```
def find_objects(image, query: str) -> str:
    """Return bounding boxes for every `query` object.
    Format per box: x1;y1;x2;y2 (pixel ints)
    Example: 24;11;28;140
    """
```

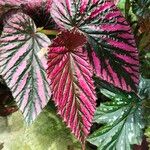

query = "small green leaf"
88;79;145;150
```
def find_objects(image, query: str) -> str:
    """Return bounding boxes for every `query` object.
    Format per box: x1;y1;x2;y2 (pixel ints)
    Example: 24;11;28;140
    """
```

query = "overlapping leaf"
0;12;51;123
0;0;23;32
51;0;139;92
47;30;96;144
87;79;145;150
22;0;55;29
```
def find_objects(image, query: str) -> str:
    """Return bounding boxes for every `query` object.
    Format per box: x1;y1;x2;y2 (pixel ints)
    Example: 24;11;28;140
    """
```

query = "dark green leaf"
131;0;150;18
88;79;145;150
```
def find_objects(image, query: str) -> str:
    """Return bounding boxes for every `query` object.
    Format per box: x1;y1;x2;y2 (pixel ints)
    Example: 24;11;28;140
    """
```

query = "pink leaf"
47;30;96;144
51;0;139;92
0;12;51;123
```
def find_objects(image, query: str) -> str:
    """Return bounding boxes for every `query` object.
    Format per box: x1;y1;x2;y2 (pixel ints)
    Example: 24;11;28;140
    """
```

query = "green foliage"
140;50;150;78
139;78;150;136
0;102;83;150
139;78;150;100
131;0;150;18
140;78;150;148
130;0;150;52
145;127;150;148
88;79;145;150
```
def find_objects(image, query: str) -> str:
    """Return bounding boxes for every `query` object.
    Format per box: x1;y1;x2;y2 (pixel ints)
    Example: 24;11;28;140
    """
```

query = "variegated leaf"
0;12;51;123
47;30;96;144
51;0;139;92
87;78;145;150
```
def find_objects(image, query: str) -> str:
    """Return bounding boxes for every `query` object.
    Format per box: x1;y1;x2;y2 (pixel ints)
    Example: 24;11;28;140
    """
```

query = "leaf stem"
82;141;86;150
37;27;59;36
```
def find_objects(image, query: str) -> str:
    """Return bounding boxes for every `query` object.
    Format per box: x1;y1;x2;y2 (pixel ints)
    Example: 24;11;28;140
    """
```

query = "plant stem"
125;0;130;19
82;142;86;150
37;27;59;36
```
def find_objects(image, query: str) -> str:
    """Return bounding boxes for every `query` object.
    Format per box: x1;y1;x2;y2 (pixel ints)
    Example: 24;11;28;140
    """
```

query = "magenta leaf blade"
47;31;96;143
0;12;51;123
51;0;139;92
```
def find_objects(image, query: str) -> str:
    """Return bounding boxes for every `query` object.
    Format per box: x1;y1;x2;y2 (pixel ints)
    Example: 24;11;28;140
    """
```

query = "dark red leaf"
47;30;96;144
